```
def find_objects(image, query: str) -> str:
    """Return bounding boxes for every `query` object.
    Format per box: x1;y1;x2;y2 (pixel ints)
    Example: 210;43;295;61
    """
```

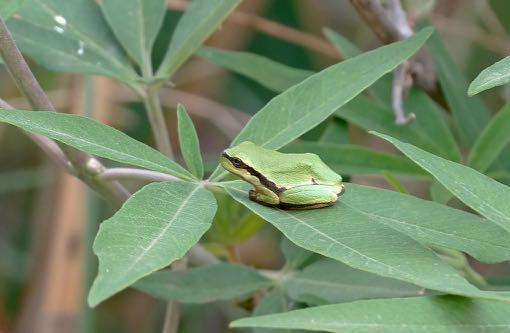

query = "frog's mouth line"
221;152;285;193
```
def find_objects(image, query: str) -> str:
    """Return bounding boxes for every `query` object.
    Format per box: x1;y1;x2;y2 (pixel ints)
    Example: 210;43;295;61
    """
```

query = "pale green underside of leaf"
468;103;510;172
177;105;204;179
0;109;193;179
232;296;510;332
8;0;138;84
156;0;242;79
210;27;434;180
282;142;428;177
468;56;510;96
374;132;510;234
88;182;217;306
285;259;422;305
196;47;313;93
100;0;166;67
134;263;271;303
223;182;508;301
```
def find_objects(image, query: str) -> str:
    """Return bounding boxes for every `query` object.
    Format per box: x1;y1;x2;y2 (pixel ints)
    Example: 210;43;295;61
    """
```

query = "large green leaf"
210;27;434;180
232;28;432;149
232;296;510;332
285;259;422;306
134;263;271;303
427;29;490;145
282;142;428;177
0;0;27;18
88;181;217;306
468;56;510;96
374;132;510;233
0;109;193;179
177;105;204;179
323;27;392;105
197;47;313;93
7;0;138;84
336;89;461;162
223;183;507;301
100;0;165;69
468;103;510;172
156;0;242;80
341;184;510;263
280;237;316;269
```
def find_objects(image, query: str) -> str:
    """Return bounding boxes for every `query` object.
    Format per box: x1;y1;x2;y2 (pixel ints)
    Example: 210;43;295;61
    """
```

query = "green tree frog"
220;141;344;209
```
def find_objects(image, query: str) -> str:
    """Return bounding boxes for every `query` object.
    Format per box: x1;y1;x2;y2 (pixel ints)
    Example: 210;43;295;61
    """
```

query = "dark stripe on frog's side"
222;153;286;193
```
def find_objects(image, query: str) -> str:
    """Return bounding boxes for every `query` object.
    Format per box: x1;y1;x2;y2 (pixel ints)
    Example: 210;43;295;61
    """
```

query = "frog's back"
262;151;342;188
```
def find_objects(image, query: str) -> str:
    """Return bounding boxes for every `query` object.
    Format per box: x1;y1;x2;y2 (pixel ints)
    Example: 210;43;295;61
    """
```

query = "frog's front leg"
249;185;280;206
279;184;343;209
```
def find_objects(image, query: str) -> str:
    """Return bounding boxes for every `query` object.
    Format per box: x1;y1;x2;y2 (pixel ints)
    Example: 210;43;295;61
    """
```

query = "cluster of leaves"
2;0;510;331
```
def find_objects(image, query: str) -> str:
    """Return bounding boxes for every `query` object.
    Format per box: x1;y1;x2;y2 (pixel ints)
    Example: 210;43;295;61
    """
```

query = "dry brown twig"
350;0;436;125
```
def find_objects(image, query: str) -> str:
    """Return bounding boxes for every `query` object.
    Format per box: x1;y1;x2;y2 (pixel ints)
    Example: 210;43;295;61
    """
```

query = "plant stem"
0;17;130;208
99;168;178;182
143;89;174;159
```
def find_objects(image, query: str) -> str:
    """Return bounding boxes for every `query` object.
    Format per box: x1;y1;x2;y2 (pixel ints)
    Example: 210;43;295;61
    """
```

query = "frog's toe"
337;185;345;197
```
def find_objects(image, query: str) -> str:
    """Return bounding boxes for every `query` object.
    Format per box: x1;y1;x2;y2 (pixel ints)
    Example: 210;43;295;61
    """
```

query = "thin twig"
0;98;70;170
166;0;339;59
392;61;415;125
0;17;129;207
350;0;436;124
99;168;179;182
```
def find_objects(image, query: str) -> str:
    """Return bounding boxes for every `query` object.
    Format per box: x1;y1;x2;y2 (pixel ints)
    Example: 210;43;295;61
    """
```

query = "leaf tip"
467;83;478;96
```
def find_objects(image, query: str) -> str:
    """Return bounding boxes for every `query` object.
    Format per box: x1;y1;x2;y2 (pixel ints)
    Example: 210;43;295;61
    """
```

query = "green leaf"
100;0;165;69
323;28;361;58
88;181;217;306
7;0;138;84
0;109;193;179
285;259;422;305
280;237;316;269
374;132;510;233
177;105;204;179
336;89;461;162
156;0;242;80
0;0;27;19
469;56;510;96
232;296;510;332
134;263;271;303
468;103;510;172
341;184;510;263
233;28;432;149
223;182;507;301
252;287;305;333
197;47;313;93
324;27;392;105
282;142;428;177
427;29;491;145
210;27;434;180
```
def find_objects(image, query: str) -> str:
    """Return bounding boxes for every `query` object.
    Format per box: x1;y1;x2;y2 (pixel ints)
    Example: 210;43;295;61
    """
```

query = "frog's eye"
232;158;243;168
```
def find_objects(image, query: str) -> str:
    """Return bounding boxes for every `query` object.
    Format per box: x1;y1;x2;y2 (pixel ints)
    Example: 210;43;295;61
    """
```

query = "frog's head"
220;141;258;180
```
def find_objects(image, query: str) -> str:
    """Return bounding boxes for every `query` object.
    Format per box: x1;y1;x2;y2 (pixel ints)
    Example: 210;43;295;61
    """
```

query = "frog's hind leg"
249;186;280;206
279;185;341;209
